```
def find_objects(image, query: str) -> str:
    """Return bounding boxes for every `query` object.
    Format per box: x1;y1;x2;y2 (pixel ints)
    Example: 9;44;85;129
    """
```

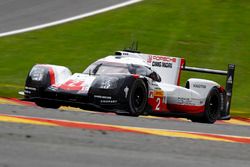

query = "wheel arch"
191;86;221;124
187;78;220;99
127;78;148;116
24;64;71;97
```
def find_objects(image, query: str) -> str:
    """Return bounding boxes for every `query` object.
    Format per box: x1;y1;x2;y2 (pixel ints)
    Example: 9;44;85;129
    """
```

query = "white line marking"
0;0;143;37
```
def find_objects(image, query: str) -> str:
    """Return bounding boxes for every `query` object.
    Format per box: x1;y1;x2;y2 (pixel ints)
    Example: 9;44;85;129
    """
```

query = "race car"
20;49;235;123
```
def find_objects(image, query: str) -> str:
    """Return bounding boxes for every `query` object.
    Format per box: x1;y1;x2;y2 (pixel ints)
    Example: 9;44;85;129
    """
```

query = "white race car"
21;49;235;123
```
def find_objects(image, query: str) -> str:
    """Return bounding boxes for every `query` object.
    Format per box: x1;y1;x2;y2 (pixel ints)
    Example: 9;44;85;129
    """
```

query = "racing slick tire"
192;87;221;124
127;79;148;116
35;100;61;109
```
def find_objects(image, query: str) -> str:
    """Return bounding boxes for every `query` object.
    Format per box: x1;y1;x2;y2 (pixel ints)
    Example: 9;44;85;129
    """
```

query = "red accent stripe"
188;132;250;144
168;104;205;113
10;115;148;135
132;74;140;79
233;117;250;123
48;68;55;85
177;58;185;86
2;114;250;144
9;98;36;106
2;98;35;106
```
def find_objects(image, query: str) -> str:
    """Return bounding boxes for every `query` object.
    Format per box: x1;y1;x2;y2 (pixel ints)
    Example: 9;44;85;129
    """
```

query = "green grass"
0;0;249;116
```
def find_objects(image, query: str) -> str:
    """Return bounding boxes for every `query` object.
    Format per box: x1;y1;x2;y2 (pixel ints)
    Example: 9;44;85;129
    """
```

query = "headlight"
93;76;118;89
30;67;45;81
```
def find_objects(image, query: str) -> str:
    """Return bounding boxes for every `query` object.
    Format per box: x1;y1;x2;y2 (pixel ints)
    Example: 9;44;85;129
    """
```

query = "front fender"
24;64;71;97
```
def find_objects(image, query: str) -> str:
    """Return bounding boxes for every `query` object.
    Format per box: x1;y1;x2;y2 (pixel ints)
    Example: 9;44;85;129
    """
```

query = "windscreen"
83;62;129;75
83;61;161;81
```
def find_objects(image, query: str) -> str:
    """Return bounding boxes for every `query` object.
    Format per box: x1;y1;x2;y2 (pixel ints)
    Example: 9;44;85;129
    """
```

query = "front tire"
127;79;148;116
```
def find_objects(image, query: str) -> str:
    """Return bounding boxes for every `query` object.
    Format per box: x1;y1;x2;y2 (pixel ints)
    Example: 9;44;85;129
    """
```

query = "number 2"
155;98;161;111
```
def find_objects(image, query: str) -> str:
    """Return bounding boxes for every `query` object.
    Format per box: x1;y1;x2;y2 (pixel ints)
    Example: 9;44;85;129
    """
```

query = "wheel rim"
207;95;219;120
133;87;145;109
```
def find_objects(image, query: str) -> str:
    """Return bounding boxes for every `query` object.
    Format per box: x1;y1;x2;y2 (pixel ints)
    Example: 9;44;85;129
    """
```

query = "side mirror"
148;71;161;82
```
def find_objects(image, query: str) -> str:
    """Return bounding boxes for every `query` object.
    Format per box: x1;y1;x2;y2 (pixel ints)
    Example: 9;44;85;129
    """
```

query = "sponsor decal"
152;61;161;67
147;55;153;63
148;96;168;112
152;55;176;62
94;95;117;104
152;61;173;68
152;83;159;86
227;76;233;84
193;84;206;89
100;79;112;89
60;80;85;91
148;90;154;98
124;86;129;98
122;52;129;55
100;100;118;104
162;62;173;68
154;90;164;97
177;97;193;105
147;55;176;64
148;89;167;112
94;95;112;99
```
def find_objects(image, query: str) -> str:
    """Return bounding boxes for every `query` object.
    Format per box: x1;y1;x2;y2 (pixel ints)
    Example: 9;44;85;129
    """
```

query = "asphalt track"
0;0;141;36
1;1;250;166
0;99;250;167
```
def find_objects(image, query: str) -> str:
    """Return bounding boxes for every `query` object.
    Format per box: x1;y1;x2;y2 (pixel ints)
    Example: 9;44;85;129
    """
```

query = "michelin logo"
193;84;206;89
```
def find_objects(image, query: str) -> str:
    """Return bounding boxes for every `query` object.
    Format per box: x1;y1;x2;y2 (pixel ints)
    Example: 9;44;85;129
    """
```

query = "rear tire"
127;79;148;116
35;100;61;109
191;87;221;124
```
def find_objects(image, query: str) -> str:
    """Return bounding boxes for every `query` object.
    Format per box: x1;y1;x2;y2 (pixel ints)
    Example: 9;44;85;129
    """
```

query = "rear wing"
182;64;235;120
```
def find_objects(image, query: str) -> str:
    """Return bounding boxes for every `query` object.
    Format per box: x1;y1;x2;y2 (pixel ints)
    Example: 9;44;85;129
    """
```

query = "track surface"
0;99;250;167
0;0;135;34
1;1;250;166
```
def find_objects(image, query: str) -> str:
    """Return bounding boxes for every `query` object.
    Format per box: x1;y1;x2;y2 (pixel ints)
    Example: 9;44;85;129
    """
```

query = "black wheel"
35;100;61;109
127;79;148;116
192;87;221;124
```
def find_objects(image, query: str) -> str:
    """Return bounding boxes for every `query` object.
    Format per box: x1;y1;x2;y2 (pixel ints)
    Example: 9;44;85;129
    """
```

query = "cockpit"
83;61;161;82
